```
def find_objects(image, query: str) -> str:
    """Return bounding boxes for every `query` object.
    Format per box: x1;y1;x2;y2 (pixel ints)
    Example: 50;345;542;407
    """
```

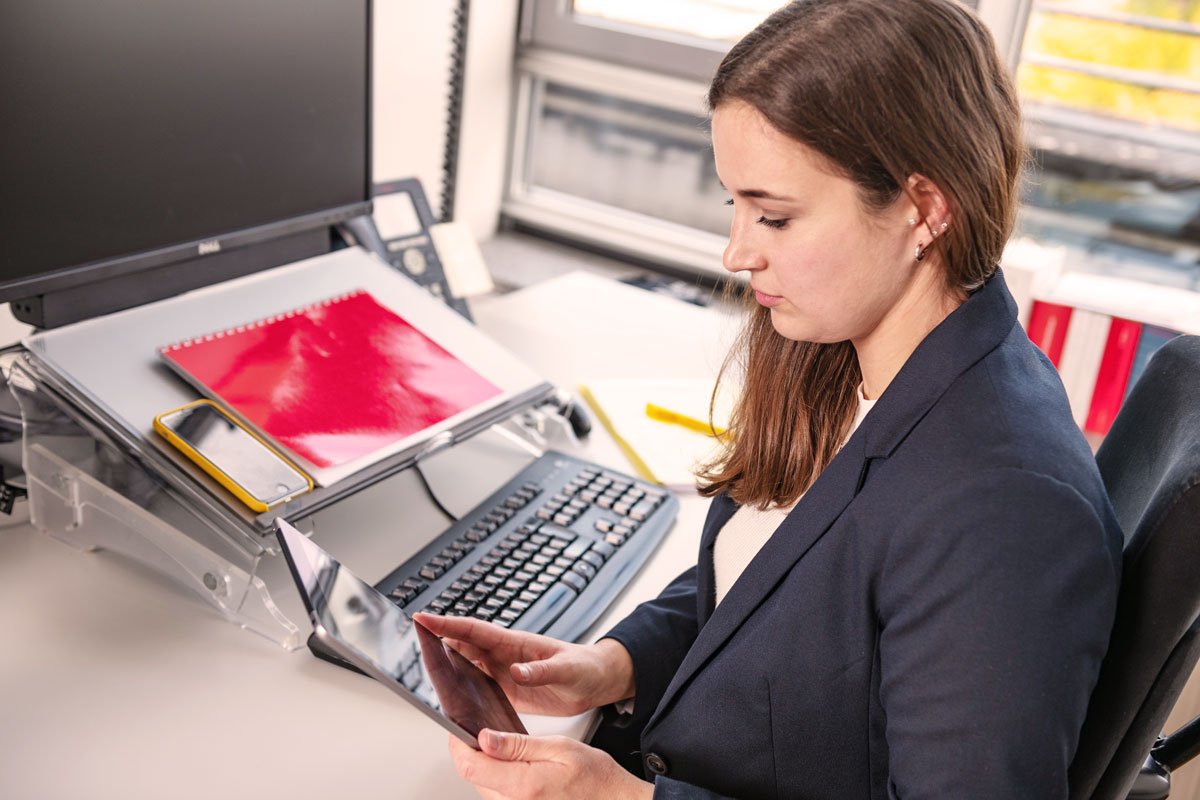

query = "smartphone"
275;519;527;747
153;400;313;512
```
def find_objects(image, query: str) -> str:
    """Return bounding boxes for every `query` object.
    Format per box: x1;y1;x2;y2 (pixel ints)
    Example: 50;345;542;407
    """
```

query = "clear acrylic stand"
7;355;577;649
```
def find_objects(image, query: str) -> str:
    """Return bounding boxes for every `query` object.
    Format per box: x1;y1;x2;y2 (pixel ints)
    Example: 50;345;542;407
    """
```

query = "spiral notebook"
159;289;502;486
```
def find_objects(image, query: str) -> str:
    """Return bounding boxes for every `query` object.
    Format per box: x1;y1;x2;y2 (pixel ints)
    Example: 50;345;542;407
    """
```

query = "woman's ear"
904;172;953;239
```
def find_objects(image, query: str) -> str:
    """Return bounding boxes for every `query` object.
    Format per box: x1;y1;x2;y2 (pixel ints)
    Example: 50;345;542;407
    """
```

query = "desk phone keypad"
374;452;678;642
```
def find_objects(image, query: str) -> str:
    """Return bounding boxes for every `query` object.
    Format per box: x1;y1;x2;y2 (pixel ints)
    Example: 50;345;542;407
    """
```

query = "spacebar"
518;583;579;633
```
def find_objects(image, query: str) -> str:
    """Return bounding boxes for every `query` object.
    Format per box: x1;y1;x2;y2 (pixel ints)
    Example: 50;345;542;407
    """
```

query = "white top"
713;387;877;606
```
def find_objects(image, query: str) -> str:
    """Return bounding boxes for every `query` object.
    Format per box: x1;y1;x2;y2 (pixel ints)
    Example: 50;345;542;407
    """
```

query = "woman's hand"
413;612;634;717
449;730;653;800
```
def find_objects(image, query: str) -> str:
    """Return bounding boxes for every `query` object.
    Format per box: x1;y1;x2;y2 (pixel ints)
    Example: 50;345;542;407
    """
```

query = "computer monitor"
0;0;371;327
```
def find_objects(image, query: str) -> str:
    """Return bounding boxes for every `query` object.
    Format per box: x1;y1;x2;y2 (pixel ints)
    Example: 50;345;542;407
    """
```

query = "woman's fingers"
415;612;561;664
511;653;580;688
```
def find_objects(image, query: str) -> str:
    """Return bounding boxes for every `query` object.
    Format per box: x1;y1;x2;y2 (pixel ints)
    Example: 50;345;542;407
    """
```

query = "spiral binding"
159;289;365;353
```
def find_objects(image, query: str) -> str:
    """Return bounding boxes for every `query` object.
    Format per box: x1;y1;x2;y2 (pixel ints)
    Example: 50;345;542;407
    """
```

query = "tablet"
275;518;527;747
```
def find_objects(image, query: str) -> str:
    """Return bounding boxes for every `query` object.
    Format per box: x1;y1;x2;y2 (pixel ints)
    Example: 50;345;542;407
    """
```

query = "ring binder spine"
160;289;366;353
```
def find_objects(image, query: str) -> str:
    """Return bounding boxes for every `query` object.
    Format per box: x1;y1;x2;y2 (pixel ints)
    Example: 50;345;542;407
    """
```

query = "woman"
417;0;1122;796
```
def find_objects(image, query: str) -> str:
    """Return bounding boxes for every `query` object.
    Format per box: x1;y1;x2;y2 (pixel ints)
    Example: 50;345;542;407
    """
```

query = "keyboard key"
539;523;576;541
465;528;488;543
553;513;574;526
595;519;614;533
581;551;604;570
562;539;591;560
499;608;521;624
418;565;444;581
560;570;588;593
571;561;597;581
590;540;616;560
605;532;626;547
518;582;579;632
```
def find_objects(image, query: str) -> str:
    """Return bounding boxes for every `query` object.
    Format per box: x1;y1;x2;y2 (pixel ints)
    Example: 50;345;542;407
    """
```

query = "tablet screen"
276;520;527;741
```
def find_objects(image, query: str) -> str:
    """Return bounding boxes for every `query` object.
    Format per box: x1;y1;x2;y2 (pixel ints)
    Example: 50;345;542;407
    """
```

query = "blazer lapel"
645;433;870;733
695;494;737;628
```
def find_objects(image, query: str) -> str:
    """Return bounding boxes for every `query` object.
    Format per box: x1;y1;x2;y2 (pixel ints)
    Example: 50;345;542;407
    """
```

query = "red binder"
1026;300;1074;367
160;290;501;470
1084;318;1142;436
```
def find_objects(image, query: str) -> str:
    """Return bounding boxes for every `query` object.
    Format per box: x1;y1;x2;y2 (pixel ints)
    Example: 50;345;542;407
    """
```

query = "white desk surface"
0;271;739;800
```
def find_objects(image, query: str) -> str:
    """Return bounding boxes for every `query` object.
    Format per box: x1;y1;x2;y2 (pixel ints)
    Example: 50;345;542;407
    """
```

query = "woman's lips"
754;289;783;308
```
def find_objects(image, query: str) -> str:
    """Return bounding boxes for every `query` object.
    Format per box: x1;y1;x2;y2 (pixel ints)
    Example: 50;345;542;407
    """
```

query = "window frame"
508;0;1200;278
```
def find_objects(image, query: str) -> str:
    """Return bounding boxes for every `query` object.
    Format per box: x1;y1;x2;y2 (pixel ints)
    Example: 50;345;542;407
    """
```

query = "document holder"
8;248;578;648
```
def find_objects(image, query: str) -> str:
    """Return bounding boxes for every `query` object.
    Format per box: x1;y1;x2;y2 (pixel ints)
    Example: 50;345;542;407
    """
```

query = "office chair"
1069;334;1200;800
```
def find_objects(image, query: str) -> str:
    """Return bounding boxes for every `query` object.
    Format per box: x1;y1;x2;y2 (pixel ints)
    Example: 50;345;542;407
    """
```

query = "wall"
373;0;519;239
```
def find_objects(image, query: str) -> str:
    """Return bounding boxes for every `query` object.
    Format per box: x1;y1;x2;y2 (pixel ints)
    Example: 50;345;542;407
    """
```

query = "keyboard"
374;450;679;642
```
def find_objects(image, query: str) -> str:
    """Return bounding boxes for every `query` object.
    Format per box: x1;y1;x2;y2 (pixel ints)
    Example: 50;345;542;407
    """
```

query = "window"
507;0;1200;289
1014;0;1200;289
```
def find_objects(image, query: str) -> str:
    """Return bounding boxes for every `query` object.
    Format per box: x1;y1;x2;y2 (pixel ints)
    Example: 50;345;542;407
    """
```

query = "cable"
439;0;471;223
413;458;459;523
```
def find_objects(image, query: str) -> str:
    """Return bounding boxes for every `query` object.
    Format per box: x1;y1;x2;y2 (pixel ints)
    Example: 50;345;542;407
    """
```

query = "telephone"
339;178;472;321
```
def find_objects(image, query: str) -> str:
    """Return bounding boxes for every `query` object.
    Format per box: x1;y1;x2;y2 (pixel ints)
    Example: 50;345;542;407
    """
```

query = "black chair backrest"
1069;334;1200;800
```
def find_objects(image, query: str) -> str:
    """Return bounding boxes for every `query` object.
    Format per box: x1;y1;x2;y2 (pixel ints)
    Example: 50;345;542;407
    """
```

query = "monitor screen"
0;0;370;303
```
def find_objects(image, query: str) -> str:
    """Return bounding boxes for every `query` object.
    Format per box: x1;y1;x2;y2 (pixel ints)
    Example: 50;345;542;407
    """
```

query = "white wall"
373;0;519;240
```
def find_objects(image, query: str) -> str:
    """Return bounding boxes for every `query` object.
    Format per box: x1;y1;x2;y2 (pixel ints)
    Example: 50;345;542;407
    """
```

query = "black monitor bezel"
0;0;374;313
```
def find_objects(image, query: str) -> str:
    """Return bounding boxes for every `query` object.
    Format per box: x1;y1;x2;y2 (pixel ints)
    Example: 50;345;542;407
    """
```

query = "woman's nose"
723;222;766;274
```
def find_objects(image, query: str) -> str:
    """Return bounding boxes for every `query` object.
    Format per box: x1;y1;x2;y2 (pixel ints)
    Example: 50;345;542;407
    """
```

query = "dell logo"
198;240;222;255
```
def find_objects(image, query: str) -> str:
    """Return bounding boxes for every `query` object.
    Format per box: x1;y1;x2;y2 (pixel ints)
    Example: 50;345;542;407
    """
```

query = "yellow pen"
645;403;727;437
578;385;661;485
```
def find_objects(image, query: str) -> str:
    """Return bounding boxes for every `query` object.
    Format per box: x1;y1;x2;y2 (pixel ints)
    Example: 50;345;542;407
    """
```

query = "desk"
0;271;738;800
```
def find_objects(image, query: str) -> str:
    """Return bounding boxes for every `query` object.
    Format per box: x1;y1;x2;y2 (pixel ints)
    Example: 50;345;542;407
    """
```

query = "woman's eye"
757;216;788;230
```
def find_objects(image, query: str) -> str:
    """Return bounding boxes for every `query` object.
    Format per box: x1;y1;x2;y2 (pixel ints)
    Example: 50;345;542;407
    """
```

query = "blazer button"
644;752;669;776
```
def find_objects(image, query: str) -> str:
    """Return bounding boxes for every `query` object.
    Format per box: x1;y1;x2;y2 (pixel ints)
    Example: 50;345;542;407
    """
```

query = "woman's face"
712;100;926;346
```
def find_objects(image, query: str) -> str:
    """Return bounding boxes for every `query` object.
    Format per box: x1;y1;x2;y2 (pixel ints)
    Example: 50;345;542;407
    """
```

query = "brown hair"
698;0;1025;508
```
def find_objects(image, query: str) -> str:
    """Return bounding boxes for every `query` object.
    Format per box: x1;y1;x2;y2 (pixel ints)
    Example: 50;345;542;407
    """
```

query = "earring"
914;242;927;262
907;218;916;227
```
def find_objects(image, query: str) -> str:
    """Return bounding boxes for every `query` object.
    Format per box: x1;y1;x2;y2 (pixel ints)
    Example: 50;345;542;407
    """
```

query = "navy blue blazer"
600;271;1123;799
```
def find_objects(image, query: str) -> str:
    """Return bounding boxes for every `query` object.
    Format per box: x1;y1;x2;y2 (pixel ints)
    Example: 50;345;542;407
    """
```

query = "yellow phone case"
153;399;313;513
